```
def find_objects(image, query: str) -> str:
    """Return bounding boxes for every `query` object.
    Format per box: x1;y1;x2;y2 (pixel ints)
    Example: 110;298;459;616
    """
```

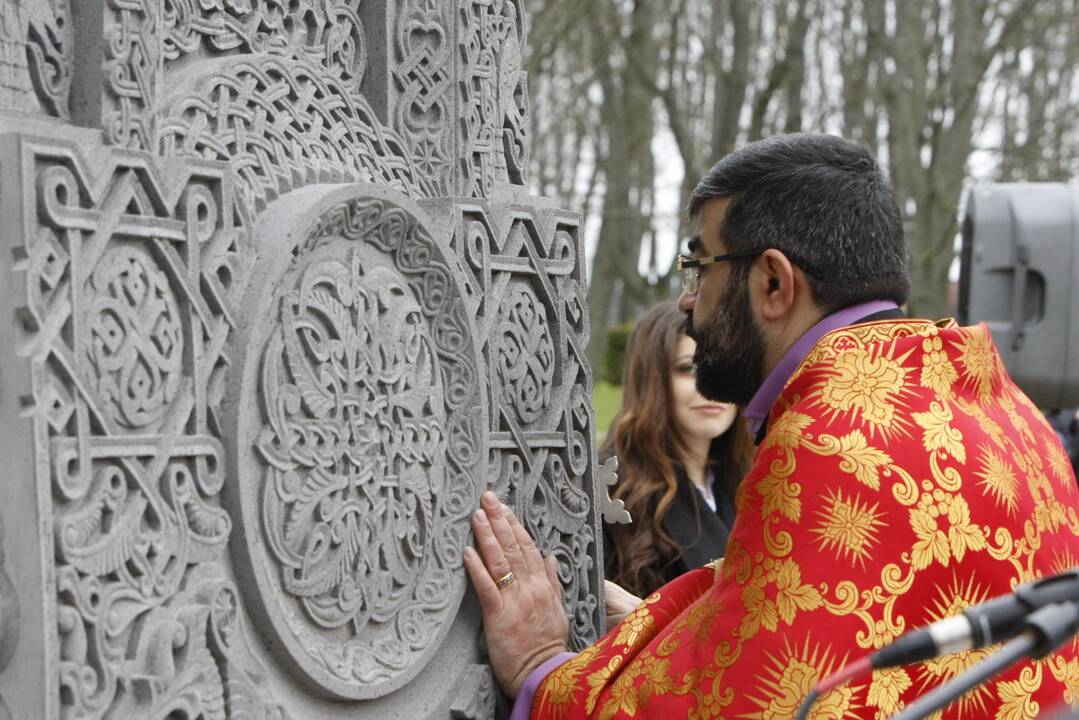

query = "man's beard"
686;265;766;406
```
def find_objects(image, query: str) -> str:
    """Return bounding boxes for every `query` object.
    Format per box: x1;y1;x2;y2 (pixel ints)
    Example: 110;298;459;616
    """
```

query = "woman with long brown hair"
602;302;753;599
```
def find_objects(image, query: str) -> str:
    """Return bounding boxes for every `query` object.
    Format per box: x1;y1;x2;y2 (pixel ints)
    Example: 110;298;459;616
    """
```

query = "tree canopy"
525;0;1079;363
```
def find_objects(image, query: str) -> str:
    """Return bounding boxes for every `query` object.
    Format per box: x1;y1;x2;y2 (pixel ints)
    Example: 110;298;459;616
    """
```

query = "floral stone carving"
227;184;486;700
0;0;601;715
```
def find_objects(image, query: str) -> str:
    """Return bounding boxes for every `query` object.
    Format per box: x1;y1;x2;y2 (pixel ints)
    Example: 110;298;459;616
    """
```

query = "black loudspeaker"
959;184;1079;408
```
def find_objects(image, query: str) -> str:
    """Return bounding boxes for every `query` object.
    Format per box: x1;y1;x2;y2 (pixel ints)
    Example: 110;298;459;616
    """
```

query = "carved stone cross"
0;2;602;718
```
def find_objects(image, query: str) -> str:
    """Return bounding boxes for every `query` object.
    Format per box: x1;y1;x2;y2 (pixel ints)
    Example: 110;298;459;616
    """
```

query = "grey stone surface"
449;664;498;719
0;1;602;718
0;0;70;118
0;514;17;720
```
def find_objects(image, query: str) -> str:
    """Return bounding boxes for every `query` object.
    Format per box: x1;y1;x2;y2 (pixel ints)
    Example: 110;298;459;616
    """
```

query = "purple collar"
743;300;900;437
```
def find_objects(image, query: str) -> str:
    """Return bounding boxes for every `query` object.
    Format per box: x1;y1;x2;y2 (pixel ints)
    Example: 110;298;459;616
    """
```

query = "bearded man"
463;133;1079;719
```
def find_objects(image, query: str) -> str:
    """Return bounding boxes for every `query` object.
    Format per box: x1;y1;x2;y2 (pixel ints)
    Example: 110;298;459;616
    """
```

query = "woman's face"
670;334;738;444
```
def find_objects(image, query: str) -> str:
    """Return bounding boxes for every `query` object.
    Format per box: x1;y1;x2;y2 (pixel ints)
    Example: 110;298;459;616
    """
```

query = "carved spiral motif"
496;287;554;424
86;245;184;430
238;193;484;699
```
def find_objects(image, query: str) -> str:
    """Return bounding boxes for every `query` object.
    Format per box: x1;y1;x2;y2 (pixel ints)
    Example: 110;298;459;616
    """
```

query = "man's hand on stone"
603;579;642;628
463;491;570;698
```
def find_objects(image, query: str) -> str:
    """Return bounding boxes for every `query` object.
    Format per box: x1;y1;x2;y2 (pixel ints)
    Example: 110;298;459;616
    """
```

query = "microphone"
872;568;1079;669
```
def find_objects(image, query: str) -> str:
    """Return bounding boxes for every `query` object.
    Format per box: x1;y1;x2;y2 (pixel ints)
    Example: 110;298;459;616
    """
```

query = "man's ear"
755;249;797;322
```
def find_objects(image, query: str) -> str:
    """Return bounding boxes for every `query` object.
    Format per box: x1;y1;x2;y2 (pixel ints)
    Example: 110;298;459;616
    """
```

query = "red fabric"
534;320;1079;719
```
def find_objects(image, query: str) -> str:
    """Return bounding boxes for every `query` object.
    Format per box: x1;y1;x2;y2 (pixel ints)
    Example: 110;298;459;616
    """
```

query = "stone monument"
0;2;604;718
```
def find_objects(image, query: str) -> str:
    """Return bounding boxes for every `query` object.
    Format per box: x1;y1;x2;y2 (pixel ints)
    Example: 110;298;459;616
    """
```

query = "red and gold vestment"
534;319;1079;719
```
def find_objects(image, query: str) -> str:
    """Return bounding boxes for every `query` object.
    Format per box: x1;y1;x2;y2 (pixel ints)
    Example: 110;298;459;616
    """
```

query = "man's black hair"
689;133;911;312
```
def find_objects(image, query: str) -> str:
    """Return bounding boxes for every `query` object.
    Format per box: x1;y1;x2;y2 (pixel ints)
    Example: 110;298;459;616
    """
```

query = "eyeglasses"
676;249;763;295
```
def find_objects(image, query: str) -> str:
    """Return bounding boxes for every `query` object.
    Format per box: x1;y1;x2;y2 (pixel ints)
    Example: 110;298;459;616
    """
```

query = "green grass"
592;381;624;438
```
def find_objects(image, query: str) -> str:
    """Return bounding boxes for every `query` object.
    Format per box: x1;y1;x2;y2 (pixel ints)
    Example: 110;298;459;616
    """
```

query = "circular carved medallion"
230;188;484;699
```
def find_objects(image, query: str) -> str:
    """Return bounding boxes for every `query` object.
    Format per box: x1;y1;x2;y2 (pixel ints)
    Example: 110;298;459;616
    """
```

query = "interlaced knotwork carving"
162;0;366;84
392;0;453;196
496;287;555;425
102;0;160;149
2;0;599;715
86;246;184;431
160;56;421;212
259;253;449;636
12;134;292;719
233;191;485;700
0;0;71;118
450;198;600;649
457;0;530;197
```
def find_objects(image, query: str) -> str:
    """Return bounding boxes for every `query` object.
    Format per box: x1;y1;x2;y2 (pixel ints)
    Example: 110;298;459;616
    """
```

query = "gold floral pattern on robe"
532;320;1079;719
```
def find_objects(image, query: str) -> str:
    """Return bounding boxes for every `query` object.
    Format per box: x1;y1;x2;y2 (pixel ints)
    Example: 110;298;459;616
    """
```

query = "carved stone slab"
362;0;531;199
0;125;281;720
0;1;601;718
227;184;487;700
431;192;601;646
0;0;71;118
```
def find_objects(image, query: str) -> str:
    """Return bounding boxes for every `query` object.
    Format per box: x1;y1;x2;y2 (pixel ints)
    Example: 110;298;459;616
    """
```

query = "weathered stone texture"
0;0;71;118
0;515;17;720
0;1;601;718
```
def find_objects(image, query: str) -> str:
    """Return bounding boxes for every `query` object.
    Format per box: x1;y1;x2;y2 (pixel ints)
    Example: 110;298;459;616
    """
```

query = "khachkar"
0;2;602;719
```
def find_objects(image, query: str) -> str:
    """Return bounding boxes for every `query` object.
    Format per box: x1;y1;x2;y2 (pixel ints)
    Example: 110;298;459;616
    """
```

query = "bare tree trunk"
995;0;1079;182
876;0;1036;318
783;0;811;133
748;1;811;139
586;0;659;367
526;0;1079;358
711;0;752;156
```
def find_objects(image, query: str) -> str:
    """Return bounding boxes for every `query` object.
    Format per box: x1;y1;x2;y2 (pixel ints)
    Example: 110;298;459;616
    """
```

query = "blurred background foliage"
522;0;1079;389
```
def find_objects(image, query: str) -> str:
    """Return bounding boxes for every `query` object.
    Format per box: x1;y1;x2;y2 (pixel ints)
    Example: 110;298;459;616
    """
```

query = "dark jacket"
659;466;737;582
604;465;738;594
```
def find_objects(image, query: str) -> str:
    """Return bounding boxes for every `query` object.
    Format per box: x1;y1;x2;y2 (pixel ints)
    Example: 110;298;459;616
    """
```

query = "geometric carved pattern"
11;132;289;719
450;196;600;649
160;56;422;213
85;245;184;430
0;0;72;118
496;286;555;424
102;0;159;149
392;0;453;196
0;0;598;716
375;0;531;200
163;0;368;85
457;0;530;197
229;187;486;700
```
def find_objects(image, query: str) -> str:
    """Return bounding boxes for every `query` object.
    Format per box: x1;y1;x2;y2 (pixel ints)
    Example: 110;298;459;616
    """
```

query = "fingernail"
483;491;498;507
473;509;487;524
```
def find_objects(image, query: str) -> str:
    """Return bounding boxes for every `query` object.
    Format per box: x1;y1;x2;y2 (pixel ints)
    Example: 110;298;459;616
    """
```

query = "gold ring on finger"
495;571;516;590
